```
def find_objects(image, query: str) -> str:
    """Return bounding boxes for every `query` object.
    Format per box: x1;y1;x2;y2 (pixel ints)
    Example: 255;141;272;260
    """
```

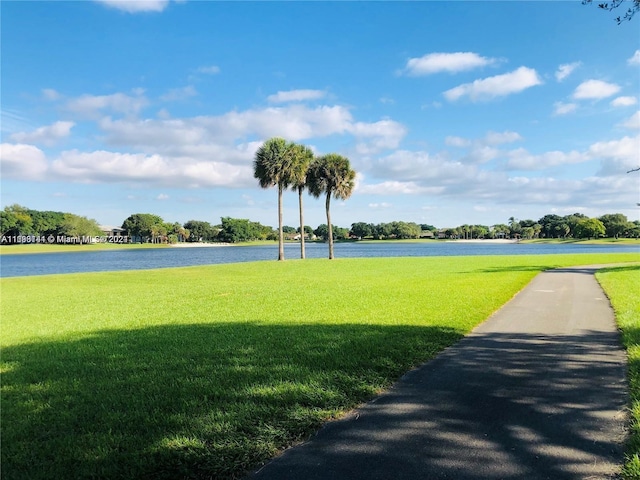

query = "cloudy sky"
1;1;639;229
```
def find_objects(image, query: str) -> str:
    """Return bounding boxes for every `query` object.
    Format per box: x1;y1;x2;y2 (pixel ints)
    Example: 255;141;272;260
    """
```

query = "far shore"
170;242;231;248
445;239;519;244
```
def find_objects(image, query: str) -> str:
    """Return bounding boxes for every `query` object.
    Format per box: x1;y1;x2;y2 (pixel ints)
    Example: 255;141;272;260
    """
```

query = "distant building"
100;226;127;237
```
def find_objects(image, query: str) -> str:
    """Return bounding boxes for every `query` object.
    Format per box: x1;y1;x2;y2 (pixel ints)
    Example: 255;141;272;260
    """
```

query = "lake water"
0;242;638;278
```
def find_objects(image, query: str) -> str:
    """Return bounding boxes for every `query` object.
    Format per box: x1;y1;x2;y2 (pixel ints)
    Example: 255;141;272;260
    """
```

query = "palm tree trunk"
298;186;305;259
326;192;334;259
278;185;284;261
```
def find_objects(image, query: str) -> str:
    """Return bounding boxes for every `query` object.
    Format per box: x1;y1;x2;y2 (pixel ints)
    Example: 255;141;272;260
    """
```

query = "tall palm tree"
289;143;314;259
306;153;356;260
253;137;293;261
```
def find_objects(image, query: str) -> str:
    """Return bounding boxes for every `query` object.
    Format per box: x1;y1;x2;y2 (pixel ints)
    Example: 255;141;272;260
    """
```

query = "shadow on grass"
1;322;462;480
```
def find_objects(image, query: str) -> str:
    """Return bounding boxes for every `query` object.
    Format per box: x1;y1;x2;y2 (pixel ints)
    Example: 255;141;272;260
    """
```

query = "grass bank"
2;253;638;479
597;265;640;479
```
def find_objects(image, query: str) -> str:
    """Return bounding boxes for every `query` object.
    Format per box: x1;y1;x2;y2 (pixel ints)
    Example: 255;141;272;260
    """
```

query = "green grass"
1;253;638;479
597;265;640;479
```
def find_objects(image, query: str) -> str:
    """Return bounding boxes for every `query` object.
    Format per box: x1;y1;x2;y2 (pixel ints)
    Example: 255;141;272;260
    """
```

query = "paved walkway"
249;267;628;480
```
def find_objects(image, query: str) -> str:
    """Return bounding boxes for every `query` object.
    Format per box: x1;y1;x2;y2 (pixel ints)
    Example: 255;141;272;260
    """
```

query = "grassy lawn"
597;265;640;479
1;253;638;479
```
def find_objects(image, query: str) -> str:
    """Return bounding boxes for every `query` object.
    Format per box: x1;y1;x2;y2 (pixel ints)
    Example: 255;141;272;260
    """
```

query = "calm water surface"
1;242;638;278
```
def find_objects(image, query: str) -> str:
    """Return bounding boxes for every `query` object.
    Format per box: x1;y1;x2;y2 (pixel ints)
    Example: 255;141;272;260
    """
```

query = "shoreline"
170;242;231;248
445;239;519;244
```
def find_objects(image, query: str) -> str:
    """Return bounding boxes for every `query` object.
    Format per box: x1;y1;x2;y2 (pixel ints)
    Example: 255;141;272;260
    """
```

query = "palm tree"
289;143;314;259
253;137;294;261
306;153;356;260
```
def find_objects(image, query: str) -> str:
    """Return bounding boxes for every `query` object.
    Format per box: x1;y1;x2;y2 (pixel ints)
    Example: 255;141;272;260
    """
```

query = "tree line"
0;205;103;240
439;213;640;240
2;205;637;246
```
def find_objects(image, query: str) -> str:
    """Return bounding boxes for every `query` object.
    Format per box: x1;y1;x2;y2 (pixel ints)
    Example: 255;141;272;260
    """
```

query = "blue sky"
1;0;639;230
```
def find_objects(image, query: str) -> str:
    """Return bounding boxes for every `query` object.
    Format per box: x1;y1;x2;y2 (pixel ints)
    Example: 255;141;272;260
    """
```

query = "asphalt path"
249;266;628;480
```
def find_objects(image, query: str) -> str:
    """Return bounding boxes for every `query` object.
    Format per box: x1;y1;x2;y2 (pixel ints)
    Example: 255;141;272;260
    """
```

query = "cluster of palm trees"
253;137;356;260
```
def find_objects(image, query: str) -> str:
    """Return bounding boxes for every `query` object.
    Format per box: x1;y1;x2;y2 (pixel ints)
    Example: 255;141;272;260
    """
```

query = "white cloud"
67;92;148;117
553;101;578;116
589;135;640;175
358;180;431;195
505;148;588;170
94;0;173;13
156;193;169;200
611;96;638;107
42;88;62;101
368;202;392;208
443;67;542;102
100;103;404;156
484;131;522;145
350;119;406;154
50;149;254;188
445;136;471;148
573;79;621;100
9;121;75;146
0;143;48;180
628;50;640;66
620;111;640;130
267;89;326;103
555;62;581;82
197;65;221;75
401;52;497;76
160;86;197;102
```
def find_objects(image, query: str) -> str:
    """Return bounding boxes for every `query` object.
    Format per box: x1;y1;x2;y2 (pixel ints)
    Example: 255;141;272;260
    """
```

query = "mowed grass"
2;253;638;480
597;265;640;479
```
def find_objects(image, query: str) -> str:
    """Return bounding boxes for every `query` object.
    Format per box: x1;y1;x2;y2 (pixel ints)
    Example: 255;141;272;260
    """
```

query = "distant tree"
491;224;511;239
282;226;297;234
522;226;535;240
565;213;588;238
508;217;522;238
217;217;274;243
122;213;164;243
58;213;102;240
218;217;254;243
599;213;629;238
297;225;314;236
350;222;374;239
183;220;217;242
29;209;66;236
538;214;563;238
306;154;356;259
334;226;350;240
0;204;33;236
391;221;421;239
314;224;348;241
583;0;639;23
313;224;330;241
574;218;606;239
253;137;294;261
374;223;394;240
0;207;19;236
